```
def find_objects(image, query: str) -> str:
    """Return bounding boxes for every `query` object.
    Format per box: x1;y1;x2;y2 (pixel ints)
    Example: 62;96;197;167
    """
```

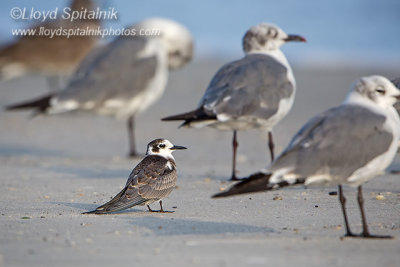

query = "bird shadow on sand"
56;202;146;214
52;201;98;212
57;202;274;235
126;216;274;236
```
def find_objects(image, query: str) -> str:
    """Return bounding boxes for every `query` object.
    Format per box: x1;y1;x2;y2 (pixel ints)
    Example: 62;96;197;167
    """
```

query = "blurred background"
1;4;400;263
1;0;400;67
0;0;399;158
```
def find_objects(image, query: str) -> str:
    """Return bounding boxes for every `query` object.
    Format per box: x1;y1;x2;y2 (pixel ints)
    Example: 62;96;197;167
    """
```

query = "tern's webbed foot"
148;209;174;213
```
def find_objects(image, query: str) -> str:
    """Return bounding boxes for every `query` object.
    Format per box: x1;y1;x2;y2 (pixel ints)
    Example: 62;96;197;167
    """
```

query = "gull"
83;138;186;214
162;23;305;180
0;0;101;90
214;75;400;238
5;17;193;156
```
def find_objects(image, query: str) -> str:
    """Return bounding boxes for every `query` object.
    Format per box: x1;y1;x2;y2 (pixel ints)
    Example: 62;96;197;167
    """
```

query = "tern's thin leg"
357;186;392;239
151;201;173;213
147;201;174;213
230;130;239;181
338;185;355;237
268;131;275;162
127;115;138;157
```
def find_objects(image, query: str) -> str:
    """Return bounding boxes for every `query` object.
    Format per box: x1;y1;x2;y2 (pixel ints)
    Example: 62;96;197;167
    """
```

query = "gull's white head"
242;23;306;54
134;18;193;70
349;75;400;108
145;138;187;159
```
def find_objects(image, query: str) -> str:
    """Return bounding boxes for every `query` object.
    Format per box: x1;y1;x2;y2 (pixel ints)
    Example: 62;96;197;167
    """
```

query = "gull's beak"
394;94;400;101
171;145;187;150
284;34;307;43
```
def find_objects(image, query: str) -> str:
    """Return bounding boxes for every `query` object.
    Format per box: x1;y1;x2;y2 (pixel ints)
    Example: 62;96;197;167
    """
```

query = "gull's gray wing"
55;35;158;106
90;155;176;213
271;104;393;180
200;54;294;119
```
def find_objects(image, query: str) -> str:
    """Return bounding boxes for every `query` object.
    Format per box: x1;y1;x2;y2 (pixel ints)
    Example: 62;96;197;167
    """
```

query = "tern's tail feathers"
213;172;305;198
82;188;147;215
161;107;217;127
5;94;53;114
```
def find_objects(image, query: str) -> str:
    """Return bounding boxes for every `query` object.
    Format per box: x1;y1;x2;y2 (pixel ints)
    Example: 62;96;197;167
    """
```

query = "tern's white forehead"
145;138;177;159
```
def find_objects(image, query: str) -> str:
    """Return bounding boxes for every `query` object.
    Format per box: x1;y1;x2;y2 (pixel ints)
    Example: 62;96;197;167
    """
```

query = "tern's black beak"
171;145;187;150
394;94;400;101
284;34;307;43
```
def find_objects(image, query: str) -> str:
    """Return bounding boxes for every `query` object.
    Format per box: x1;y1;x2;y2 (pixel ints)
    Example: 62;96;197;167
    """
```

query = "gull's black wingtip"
212;190;236;198
161;111;195;121
161;107;217;124
212;172;274;199
211;183;258;198
5;94;53;112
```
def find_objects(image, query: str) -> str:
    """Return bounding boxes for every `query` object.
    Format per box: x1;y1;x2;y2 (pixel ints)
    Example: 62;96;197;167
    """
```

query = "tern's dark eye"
159;144;166;148
375;86;386;95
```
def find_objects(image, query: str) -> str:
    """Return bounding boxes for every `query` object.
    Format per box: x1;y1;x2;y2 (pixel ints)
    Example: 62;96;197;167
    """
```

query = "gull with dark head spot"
214;75;400;239
162;23;305;180
83;138;187;214
5;18;193;157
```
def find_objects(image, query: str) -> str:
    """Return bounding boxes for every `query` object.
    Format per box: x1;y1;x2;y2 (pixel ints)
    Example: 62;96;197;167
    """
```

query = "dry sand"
0;59;399;266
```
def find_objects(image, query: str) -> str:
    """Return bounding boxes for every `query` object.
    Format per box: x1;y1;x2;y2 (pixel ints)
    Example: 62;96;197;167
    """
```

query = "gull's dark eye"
375;86;386;95
267;28;278;38
159;144;166;148
170;50;181;57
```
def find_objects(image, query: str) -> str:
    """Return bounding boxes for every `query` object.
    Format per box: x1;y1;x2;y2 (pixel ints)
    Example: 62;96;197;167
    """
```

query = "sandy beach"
0;59;399;266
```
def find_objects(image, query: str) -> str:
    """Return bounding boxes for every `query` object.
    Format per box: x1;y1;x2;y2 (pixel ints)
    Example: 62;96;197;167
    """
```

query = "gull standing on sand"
214;75;400;239
0;0;100;89
162;23;305;180
83;138;187;214
5;18;193;157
